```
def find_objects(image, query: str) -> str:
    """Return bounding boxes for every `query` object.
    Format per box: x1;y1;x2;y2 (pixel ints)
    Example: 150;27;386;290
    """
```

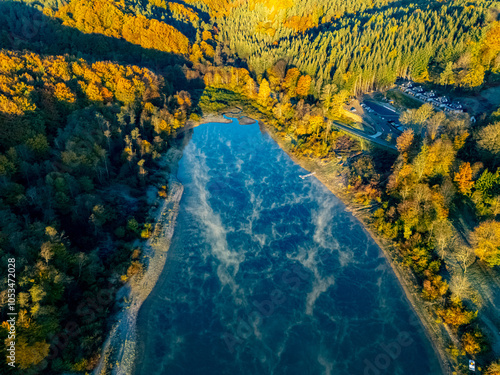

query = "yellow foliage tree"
258;78;271;106
284;15;318;33
308;115;324;136
454;162;474;195
485;360;500;375
437;302;476;328
190;44;204;64
53;82;76;103
57;0;190;54
461;332;483;355
244;77;257;99
481;22;500;68
283;68;300;96
202;30;212;40
15;337;50;369
471;220;500;267
185;0;234;17
460;64;485;89
169;2;199;21
200;41;215;58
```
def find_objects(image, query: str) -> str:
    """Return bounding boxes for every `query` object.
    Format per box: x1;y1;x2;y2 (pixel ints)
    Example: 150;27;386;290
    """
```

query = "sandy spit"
91;111;236;375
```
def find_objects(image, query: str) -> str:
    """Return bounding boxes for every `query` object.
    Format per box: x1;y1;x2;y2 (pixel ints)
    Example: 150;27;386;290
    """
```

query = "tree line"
0;0;499;373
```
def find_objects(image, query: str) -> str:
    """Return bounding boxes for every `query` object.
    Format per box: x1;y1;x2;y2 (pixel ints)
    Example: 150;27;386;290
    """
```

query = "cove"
135;118;442;375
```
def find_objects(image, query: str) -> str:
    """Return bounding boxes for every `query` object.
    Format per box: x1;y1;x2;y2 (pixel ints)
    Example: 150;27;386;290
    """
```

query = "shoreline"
92;111;244;375
92;180;184;375
204;110;455;374
93;110;453;375
258;118;455;375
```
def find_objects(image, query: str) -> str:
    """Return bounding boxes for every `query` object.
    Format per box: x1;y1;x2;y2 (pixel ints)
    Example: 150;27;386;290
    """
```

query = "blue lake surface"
135;119;442;375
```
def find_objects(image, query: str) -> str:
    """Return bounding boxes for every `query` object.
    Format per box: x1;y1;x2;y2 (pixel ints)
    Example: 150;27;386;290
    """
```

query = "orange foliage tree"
437;302;476;329
0;50;164;147
296;75;312;97
57;0;190;54
282;68;300;97
283;15;319;33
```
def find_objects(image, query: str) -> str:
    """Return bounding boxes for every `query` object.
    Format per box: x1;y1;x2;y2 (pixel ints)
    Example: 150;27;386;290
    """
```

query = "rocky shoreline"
92;181;183;375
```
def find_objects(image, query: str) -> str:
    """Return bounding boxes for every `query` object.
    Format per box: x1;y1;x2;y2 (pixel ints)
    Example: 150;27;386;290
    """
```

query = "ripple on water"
135;120;442;375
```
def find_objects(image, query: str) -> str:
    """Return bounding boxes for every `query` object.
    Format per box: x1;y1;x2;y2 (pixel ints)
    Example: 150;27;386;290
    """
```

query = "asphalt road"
332;120;397;151
337;99;401;151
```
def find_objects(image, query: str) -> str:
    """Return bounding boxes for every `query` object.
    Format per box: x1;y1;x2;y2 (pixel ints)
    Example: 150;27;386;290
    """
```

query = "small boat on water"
300;172;316;179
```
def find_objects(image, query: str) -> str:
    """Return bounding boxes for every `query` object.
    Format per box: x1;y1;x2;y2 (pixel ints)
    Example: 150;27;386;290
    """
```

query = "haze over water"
135;118;442;375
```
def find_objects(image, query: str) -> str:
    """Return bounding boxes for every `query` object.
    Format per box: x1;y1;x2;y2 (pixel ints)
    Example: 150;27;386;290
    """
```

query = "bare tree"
433;220;455;259
40;242;53;265
449;273;473;303
77;252;87;279
476;122;500;166
452;245;476;274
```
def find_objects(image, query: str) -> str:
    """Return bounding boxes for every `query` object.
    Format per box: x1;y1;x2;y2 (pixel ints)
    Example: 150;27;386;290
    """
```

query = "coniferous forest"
0;0;499;373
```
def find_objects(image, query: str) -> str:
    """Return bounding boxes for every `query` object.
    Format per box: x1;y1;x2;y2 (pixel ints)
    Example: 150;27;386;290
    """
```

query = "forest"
0;0;499;373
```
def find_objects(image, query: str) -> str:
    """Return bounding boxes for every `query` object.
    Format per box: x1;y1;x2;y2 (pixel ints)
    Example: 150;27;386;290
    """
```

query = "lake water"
135;118;442;375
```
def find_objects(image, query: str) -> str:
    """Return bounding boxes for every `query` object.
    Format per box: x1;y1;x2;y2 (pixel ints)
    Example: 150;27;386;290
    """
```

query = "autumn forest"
0;0;500;373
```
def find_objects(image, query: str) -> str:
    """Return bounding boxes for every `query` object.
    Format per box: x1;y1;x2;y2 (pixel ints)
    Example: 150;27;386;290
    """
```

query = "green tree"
439;62;455;87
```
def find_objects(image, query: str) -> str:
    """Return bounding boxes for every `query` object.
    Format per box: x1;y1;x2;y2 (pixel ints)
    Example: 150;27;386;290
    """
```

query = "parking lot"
345;98;404;145
361;99;405;133
398;81;465;114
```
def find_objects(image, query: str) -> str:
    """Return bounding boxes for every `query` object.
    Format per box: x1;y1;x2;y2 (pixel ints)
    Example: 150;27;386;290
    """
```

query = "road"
331;120;397;151
336;98;401;151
